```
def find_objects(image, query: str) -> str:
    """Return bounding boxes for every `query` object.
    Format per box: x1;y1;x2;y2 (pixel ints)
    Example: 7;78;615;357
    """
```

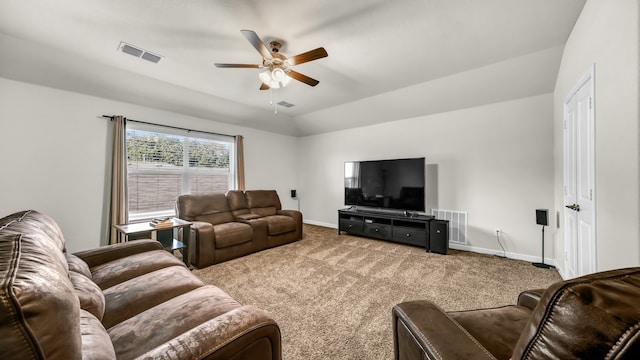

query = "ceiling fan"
215;30;328;90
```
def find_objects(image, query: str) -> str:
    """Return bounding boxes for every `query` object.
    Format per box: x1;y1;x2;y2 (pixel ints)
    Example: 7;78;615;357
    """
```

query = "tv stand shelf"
338;208;447;253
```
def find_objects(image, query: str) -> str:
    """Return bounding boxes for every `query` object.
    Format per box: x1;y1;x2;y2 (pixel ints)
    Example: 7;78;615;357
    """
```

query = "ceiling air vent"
277;101;295;108
118;41;163;64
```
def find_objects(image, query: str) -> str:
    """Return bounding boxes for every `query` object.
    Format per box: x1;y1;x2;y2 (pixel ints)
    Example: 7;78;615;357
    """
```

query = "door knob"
565;204;581;212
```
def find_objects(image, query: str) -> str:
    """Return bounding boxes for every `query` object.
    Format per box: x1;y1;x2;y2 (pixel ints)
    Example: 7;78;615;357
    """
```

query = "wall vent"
431;209;468;245
118;42;163;64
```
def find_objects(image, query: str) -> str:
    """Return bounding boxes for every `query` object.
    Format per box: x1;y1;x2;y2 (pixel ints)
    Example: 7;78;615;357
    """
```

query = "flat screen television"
344;157;425;212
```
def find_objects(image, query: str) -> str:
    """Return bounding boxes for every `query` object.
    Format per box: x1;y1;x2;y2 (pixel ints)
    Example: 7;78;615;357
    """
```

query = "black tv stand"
338;208;449;254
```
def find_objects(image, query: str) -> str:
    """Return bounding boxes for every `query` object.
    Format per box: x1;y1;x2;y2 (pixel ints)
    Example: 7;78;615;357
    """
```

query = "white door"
563;65;596;279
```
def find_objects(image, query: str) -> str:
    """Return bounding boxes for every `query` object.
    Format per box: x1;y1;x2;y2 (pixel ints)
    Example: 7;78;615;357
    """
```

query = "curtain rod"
101;115;234;138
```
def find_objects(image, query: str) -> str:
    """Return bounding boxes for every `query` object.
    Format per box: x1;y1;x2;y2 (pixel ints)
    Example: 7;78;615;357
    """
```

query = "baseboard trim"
306;220;558;269
304;219;338;229
449;243;557;267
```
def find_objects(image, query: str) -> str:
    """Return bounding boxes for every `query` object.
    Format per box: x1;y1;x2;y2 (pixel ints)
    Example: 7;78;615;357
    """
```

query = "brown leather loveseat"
393;267;640;359
176;190;302;268
0;210;281;360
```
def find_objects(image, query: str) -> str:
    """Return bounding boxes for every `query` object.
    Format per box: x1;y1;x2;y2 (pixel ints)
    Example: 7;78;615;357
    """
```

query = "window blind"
126;122;236;221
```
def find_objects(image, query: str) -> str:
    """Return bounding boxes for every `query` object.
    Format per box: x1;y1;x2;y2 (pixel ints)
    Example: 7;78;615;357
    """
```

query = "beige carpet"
193;224;562;360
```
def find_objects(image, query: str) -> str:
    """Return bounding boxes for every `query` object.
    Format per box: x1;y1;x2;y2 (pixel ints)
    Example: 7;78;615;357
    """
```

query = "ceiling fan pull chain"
274;88;278;115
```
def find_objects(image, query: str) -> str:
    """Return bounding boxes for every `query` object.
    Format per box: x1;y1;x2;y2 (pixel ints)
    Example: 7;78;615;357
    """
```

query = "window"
126;122;236;221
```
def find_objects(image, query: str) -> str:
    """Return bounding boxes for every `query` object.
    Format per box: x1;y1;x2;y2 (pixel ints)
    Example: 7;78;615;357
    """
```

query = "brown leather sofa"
0;210;281;360
177;190;302;268
392;267;640;360
231;190;303;248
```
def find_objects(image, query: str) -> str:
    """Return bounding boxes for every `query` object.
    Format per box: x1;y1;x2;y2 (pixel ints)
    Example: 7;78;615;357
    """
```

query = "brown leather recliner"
243;190;303;248
176;190;303;268
176;192;255;267
0;210;281;360
393;267;640;359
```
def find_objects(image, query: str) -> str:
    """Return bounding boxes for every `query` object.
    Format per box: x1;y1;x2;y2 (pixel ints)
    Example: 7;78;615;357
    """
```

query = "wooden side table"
114;218;191;266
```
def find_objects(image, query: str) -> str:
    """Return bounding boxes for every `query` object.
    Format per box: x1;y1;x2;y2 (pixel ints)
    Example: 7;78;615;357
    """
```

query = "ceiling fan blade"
214;63;260;68
259;83;270;90
241;30;273;60
289;47;328;66
287;70;320;87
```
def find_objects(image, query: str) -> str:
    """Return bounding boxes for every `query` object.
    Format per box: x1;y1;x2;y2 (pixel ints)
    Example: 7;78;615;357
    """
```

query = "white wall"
6;1;635;269
553;0;640;273
299;94;555;261
0;78;298;252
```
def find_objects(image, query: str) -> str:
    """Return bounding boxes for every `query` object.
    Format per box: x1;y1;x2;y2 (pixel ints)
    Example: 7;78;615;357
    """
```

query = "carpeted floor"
193;224;562;360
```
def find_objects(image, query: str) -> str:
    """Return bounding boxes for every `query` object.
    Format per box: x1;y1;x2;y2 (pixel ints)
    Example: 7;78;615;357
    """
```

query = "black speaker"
429;219;449;255
533;208;554;269
536;209;548;226
290;189;297;198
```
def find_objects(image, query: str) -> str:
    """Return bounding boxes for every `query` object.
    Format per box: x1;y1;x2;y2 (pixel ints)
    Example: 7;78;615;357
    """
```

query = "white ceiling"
0;0;585;136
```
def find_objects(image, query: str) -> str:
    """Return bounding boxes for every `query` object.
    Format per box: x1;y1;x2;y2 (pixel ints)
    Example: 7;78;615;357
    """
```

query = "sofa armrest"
517;289;545;311
137;305;281;360
189;221;214;237
277;210;303;238
73;239;162;268
181;221;215;268
393;301;496;360
235;218;268;251
276;209;301;222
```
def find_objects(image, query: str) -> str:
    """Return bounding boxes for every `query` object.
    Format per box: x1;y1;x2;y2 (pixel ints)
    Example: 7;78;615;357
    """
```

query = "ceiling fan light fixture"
216;30;326;95
272;68;286;82
259;67;292;88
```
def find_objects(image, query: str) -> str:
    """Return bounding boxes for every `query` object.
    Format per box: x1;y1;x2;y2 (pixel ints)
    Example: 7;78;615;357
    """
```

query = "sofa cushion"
264;215;296;235
0;210;82;359
235;212;262;220
102;265;205;329
66;253;93;278
196;212;235;226
226;190;251;215
80;309;116;360
0;210;67;250
177;193;234;225
214;222;253;248
137;305;281;360
109;285;243;359
251;206;278;217
90;249;185;289
69;271;106;321
245;190;283;210
449;305;532;360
